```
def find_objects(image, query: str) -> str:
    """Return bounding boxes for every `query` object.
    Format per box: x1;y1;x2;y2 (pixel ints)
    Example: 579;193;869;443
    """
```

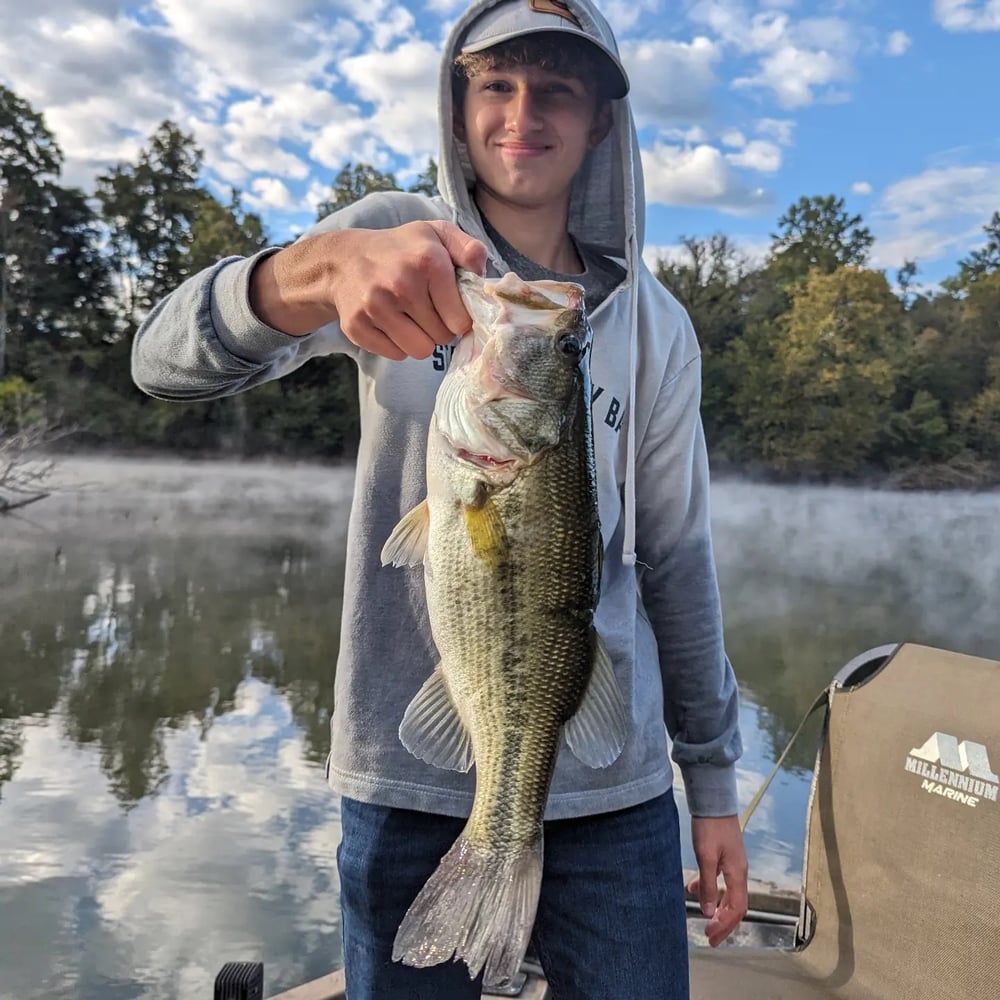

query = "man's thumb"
430;221;488;276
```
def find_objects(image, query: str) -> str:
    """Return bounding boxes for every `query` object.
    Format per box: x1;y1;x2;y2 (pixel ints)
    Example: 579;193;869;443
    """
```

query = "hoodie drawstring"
622;230;639;568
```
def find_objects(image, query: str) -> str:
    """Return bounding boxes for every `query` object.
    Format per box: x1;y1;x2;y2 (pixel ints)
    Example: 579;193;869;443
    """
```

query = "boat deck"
261;873;800;1000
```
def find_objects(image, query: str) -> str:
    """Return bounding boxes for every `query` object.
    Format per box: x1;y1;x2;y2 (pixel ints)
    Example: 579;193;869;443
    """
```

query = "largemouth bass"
380;270;628;986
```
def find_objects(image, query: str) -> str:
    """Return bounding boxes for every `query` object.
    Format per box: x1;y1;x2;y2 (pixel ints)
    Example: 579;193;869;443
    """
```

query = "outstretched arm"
132;195;487;401
250;220;487;358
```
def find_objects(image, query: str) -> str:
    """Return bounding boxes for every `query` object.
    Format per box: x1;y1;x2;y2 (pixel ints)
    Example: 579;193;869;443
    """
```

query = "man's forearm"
248;236;343;337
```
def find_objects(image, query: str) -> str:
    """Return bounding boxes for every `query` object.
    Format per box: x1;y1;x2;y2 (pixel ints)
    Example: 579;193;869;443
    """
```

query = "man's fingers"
429;220;488;276
378;314;438;359
704;858;749;947
704;893;743;947
425;259;474;339
696;858;719;918
341;316;408;361
722;856;749;919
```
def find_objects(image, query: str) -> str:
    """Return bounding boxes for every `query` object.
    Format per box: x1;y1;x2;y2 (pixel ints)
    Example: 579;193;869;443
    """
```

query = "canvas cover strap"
740;686;830;832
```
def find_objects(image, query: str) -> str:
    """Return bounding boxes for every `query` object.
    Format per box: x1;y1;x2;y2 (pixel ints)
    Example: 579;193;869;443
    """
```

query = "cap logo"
529;0;582;28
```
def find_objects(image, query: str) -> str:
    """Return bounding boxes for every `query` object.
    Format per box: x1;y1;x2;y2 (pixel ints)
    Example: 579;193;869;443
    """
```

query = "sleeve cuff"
679;762;739;818
209;248;310;364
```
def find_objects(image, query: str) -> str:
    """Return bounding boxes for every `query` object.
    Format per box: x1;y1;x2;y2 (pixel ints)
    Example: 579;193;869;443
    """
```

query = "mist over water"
0;457;997;998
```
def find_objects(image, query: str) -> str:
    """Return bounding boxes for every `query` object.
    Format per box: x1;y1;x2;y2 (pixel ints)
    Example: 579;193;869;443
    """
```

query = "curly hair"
452;34;615;104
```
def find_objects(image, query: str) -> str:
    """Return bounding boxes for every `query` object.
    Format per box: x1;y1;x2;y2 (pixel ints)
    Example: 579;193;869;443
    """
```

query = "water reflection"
0;461;350;809
0;458;998;998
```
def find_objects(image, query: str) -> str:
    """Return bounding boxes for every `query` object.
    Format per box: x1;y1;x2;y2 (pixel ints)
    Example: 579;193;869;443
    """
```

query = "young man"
132;1;748;997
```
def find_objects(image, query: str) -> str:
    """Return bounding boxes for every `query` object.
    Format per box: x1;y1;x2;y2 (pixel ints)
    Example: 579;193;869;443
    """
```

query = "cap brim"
460;26;629;99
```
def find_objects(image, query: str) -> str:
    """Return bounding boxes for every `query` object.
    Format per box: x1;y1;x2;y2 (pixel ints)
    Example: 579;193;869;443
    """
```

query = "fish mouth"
456;449;517;470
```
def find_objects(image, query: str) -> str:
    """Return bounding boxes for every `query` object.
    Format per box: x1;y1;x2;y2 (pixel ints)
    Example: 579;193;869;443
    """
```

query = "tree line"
2;83;998;486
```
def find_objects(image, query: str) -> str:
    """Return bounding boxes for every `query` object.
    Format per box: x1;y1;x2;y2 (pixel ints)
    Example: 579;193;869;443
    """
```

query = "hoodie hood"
437;0;646;262
437;0;647;566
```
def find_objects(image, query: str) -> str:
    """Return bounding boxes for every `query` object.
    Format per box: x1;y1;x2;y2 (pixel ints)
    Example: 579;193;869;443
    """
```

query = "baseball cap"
459;0;630;99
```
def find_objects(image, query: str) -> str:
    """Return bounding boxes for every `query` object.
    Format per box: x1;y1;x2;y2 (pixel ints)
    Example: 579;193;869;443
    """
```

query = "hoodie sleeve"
131;191;441;402
634;340;743;818
130;249;352;401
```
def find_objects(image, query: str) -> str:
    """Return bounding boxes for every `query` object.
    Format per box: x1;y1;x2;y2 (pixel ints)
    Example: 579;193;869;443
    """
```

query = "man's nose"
507;88;543;132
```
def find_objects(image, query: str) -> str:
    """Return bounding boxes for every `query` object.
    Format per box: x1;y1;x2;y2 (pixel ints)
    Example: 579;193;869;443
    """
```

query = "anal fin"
399;666;474;772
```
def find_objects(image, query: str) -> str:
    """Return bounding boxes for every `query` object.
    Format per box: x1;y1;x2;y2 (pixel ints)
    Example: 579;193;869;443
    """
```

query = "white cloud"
870;162;1000;268
886;30;912;55
248;177;295;210
756;117;796;146
688;5;859;107
0;679;344;1000
852;181;873;195
621;36;722;127
726;139;782;173
335;39;442;162
369;4;417;49
734;43;850;108
153;0;355;96
659;125;712;145
721;129;747;148
195;86;354;190
641;142;771;213
934;0;1000;31
603;0;662;34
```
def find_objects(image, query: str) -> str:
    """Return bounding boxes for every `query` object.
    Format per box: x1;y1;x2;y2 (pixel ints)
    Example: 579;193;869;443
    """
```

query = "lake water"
1;456;997;999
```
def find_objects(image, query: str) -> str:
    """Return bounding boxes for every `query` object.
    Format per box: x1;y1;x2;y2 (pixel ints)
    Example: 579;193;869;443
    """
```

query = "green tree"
187;188;267;274
655;235;757;455
96;121;204;331
733;267;905;476
769;195;874;286
959;362;1000;458
655;234;751;352
880;389;959;468
948;269;1000;460
316;161;400;219
1;86;111;376
896;259;919;305
408;158;439;197
946;212;1000;292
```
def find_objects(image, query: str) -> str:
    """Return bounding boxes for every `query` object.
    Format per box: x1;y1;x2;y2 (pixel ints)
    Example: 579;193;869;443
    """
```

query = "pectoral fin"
399;666;474;772
380;500;430;568
464;497;508;570
565;630;628;768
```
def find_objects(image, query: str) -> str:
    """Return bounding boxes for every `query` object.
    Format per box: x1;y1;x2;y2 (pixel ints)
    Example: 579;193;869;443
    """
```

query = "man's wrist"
248;240;339;337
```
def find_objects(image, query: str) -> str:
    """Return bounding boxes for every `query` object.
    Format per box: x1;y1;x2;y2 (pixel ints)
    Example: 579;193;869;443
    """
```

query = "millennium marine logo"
905;732;999;809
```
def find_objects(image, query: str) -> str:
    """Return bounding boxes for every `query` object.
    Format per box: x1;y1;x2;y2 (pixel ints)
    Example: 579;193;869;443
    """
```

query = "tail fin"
392;833;542;986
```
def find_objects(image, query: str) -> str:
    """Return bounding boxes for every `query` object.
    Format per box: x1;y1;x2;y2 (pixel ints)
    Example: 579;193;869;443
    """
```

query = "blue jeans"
337;792;690;999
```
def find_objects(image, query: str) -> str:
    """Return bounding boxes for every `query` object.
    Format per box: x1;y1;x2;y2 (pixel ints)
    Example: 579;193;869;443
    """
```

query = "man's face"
460;63;610;213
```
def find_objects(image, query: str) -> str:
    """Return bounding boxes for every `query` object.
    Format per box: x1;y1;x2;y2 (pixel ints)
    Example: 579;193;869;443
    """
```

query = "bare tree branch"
0;418;73;516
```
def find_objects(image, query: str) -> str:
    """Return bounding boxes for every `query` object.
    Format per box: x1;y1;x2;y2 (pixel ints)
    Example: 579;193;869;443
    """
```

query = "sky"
1;0;999;286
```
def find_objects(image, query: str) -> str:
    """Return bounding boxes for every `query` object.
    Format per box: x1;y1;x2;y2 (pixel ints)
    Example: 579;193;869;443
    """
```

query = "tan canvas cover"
691;642;1000;999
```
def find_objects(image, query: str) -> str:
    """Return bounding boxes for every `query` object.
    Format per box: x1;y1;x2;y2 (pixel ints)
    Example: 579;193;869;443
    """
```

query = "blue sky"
2;0;998;287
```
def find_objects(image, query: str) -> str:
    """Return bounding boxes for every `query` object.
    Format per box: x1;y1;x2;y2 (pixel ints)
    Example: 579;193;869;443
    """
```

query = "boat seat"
690;642;1000;999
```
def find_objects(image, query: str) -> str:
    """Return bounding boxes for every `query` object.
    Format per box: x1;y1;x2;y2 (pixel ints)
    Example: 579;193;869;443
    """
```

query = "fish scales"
381;270;627;987
430;401;597;848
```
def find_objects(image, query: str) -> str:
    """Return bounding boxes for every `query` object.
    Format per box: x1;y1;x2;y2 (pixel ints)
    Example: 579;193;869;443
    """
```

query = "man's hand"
688;815;749;947
250;220;488;360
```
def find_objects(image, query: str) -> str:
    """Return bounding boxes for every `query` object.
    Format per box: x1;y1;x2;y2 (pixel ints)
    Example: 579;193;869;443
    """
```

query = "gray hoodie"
131;0;742;819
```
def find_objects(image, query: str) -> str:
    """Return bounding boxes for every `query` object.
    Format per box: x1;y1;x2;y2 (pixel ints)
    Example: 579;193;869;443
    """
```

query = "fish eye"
557;333;583;358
